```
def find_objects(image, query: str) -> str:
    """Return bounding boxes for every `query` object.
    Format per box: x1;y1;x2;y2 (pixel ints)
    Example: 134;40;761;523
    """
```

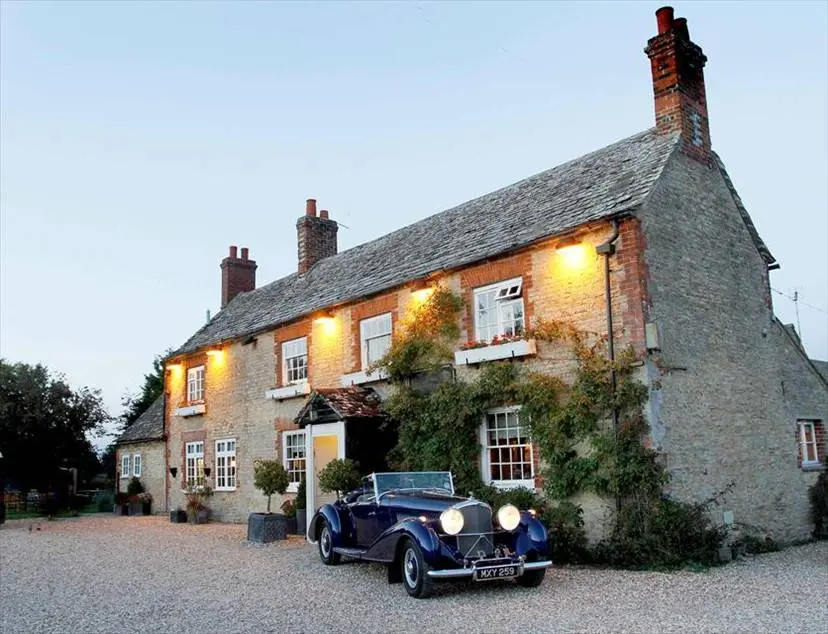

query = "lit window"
121;454;130;479
187;366;205;403
473;277;524;343
215;439;237;491
186;441;205;485
798;420;824;468
480;407;534;490
282;430;307;492
361;313;392;369
282;337;308;385
133;454;142;478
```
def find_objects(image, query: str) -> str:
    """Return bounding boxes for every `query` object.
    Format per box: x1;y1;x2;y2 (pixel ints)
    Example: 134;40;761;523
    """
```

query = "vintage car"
307;471;552;598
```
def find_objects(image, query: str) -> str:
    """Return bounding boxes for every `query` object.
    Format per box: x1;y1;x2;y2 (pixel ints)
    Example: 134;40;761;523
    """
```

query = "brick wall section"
297;215;338;274
116;441;166;512
638;150;828;542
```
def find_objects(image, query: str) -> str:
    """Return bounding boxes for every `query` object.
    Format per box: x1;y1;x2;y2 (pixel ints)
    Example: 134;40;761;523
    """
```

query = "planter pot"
170;509;188;523
189;508;210;524
285;515;298;535
454;339;537;365
119;504;129;516
247;512;288;543
142;502;152;516
296;509;307;536
128;503;142;516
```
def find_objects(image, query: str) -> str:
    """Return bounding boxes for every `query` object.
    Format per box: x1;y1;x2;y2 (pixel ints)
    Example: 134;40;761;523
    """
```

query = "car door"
349;494;386;548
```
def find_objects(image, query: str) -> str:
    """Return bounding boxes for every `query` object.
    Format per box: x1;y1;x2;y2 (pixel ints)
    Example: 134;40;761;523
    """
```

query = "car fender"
513;513;550;558
307;504;345;547
364;518;442;565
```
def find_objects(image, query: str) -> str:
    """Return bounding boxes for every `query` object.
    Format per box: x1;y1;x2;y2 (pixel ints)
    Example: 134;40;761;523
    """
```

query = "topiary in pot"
318;458;361;499
295;477;308;537
248;460;290;543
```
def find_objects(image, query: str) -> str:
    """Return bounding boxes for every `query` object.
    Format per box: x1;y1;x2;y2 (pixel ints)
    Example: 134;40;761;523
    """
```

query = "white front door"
305;421;345;534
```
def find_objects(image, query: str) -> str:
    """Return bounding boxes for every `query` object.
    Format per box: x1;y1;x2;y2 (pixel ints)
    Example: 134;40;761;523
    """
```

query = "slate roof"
117;396;165;444
811;360;828;384
295;387;384;426
174;128;681;356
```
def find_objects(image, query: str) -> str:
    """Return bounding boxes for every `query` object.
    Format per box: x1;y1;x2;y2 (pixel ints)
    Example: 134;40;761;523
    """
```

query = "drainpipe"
595;219;621;509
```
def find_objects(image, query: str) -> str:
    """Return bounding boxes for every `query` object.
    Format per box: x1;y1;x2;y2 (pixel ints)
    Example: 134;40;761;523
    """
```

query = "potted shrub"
247;460;289;543
183;482;213;524
114;491;129;516
318;458;361;499
281;498;298;535
139;492;152;515
295;477;307;536
169;507;188;523
126;477;144;515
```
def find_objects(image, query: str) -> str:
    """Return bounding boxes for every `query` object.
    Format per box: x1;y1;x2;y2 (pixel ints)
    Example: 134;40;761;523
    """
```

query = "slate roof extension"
117;396;165;444
173;128;682;356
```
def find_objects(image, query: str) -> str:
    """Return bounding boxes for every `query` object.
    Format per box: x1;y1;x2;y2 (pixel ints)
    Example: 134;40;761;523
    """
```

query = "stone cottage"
162;7;827;541
116;396;165;511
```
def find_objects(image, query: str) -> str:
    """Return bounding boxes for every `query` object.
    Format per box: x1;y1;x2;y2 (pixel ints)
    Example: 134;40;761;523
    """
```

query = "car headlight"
497;504;521;531
439;508;464;535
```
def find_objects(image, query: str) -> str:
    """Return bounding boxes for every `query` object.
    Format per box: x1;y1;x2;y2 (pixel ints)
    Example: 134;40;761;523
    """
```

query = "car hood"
381;491;484;514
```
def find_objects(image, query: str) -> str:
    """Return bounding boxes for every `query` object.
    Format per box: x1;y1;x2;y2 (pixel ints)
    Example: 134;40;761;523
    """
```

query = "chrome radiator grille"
457;502;494;558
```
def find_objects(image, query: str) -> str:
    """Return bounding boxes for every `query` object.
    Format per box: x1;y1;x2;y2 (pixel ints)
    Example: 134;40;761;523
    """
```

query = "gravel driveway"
1;515;826;633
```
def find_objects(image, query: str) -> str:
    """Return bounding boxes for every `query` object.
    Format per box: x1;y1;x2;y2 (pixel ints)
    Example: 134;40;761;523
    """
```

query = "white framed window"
282;337;308;385
186;441;205;485
282;430;307;492
187;365;205;403
473;277;525;343
133;454;142;478
215;439;237;491
480;406;534;490
120;454;130;479
361;313;392;368
798;420;823;467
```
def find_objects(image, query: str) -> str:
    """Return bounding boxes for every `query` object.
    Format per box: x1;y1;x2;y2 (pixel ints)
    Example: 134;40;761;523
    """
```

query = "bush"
318;459;361;498
126;477;144;497
809;471;828;539
295;478;307;510
97;492;115;513
253;460;289;513
114;492;128;506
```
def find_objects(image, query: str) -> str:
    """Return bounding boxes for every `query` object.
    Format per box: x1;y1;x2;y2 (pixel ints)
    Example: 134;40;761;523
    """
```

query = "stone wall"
638;150;828;542
116;441;165;512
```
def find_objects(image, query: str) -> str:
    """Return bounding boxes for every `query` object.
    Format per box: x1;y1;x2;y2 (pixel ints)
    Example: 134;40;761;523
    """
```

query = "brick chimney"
297;198;338;274
646;7;711;163
220;245;257;308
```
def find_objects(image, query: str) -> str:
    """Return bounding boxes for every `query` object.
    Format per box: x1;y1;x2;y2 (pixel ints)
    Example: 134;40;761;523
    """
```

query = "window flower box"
454;339;537;365
339;368;388;386
174;403;206;417
265;382;311;400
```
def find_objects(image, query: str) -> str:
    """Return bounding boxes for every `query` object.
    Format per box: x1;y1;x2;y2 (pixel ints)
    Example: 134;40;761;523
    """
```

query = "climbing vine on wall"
377;288;726;567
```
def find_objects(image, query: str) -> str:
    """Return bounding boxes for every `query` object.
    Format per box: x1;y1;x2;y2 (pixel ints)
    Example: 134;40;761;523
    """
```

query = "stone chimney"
220;245;257;308
645;7;711;163
297;198;338;274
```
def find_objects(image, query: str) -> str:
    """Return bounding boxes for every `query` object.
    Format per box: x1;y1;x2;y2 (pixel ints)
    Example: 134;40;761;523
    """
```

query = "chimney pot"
656;6;674;34
241;247;249;260
306;198;317;217
672;17;689;39
229;245;238;259
320;209;329;219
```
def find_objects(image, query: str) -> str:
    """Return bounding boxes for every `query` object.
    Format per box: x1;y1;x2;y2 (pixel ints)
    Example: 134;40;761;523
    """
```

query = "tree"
0;360;109;491
253;460;289;513
318;459;361;499
120;351;168;429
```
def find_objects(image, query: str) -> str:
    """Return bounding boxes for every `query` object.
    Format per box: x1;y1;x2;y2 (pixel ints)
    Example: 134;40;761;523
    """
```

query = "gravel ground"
1;515;826;634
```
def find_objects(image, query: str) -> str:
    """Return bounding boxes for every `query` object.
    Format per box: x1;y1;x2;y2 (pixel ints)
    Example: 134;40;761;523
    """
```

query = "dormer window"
473;277;525;343
187;366;205;403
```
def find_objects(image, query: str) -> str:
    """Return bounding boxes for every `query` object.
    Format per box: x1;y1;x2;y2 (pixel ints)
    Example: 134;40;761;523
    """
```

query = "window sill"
340;368;388;386
455;339;537;365
265;383;311;400
214;487;237;492
801;463;825;472
487;479;536;492
174;403;206;417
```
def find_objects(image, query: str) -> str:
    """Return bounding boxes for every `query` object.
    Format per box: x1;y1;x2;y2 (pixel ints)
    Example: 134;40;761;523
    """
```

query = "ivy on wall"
377;287;726;567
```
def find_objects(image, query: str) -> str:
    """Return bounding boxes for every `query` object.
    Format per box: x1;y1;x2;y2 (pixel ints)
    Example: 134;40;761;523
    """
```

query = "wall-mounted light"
169;467;178;478
411;287;435;305
203;467;212;477
555;236;587;269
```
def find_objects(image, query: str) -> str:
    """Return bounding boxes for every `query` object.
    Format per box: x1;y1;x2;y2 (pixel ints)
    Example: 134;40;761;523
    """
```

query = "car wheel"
401;538;433;599
516;568;546;588
318;520;341;566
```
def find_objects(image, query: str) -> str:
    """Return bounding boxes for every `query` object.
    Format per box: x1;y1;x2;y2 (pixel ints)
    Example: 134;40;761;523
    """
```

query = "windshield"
374;472;454;497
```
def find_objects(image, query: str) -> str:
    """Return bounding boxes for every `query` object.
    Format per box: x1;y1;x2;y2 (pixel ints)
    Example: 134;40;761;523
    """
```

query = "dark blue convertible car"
307;471;552;598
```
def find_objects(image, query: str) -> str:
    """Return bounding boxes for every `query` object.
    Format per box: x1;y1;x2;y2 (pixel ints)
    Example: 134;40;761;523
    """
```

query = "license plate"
474;564;520;581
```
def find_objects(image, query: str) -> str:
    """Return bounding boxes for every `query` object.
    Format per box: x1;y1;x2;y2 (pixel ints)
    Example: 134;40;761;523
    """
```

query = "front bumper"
427;559;552;579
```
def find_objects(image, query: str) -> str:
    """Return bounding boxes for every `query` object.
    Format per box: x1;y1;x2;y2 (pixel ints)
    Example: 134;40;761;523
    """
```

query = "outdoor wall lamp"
169;467;178;478
203;467;212;477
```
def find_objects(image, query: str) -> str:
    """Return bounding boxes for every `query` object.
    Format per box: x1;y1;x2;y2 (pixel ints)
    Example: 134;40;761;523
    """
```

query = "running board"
333;547;367;558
